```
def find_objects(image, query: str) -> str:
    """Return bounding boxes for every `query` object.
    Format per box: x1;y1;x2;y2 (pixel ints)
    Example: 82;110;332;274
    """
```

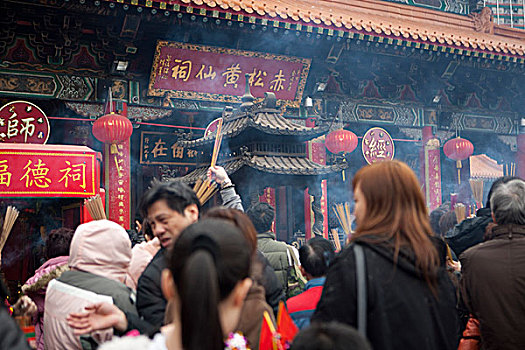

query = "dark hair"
299;237;334;278
142;219;154;241
139;181;200;218
246;202;275;233
126;229;144;247
169;219;251;350
290;322;371;350
438;211;457;237
45;227;75;259
204;207;257;256
485;176;521;209
429;207;447;236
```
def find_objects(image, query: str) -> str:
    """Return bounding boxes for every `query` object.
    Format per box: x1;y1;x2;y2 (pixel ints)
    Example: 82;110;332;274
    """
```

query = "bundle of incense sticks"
0;205;19;253
330;228;342;252
469;179;484;210
333;203;353;236
454;203;466;224
84;194;106;220
193;178;220;205
210;118;224;168
505;162;516;177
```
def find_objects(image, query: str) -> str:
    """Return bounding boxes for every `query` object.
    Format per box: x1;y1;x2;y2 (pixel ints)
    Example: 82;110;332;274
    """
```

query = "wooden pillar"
517;121;525;180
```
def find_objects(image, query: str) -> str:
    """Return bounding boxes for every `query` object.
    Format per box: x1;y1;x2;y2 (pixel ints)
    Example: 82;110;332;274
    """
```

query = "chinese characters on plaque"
362;127;395;165
107;140;131;230
148;41;311;107
0;147;97;197
0;101;50;144
140;131;199;166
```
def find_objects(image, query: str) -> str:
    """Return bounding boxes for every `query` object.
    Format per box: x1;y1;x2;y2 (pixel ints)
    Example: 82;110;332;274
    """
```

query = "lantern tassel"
456;160;462;185
342;169;345;182
114;155;122;178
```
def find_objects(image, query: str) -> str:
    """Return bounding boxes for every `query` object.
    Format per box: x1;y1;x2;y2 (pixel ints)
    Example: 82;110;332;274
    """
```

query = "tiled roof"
173;0;525;56
180;110;329;147
178;155;345;183
470;154;503;179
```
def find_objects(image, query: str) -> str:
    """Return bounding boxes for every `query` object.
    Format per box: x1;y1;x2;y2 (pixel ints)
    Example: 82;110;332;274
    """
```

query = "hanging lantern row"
443;137;474;185
92;112;133;177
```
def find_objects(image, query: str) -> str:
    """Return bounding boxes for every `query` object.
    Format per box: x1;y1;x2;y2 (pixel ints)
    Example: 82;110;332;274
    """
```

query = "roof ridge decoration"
177;153;347;183
180;88;329;148
109;0;525;60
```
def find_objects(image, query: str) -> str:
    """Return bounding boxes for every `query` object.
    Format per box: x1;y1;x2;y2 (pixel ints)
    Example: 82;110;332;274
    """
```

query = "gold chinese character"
151;139;168;158
171;143;184;159
6;119;18;139
171;59;192;81
117;194;124;200
118;202;124;207
222;64;242;88
248;68;267;87
20;159;51;188
59;161;86;189
0;160;12;187
187;149;198;158
195;64;217;80
119;209;124;214
20;117;35;143
119;216;124;222
269;70;286;92
117;187;125;193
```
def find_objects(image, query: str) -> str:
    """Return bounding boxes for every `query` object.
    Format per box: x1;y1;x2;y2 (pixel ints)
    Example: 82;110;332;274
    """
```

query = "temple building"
1;0;525;291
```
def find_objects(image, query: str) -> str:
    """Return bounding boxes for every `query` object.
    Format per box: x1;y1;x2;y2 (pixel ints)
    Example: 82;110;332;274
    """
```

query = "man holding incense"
113;166;242;335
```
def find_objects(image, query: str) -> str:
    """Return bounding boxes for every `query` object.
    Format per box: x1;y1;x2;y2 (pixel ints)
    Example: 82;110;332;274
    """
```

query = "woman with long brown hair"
312;160;459;350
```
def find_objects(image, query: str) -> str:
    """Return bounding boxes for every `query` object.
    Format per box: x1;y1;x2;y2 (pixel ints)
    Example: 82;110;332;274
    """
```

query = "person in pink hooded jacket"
14;227;75;350
44;220;137;350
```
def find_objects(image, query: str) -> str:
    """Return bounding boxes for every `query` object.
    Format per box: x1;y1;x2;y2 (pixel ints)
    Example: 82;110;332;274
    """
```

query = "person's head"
352;161;439;289
204;207;257;256
246;202;275;233
485;176;521;209
141;219;154;242
429;207;447;236
299;237;334;280
69;220;131;283
490;179;525;225
438;211;457;237
290;322;371;350
139;181;200;248
161;218;252;350
45;227;75;259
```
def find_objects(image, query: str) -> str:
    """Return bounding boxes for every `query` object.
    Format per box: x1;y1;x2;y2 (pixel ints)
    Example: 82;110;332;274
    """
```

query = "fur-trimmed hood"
22;256;70;295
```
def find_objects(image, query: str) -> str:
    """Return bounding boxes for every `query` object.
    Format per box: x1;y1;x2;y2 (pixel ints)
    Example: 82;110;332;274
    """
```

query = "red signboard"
0;101;50;144
0;144;99;197
362;127;395;164
148;41;310;108
106;136;131;230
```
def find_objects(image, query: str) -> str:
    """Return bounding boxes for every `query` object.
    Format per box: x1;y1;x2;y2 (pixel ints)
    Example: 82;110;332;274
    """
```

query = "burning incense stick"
84;194;106;220
332;203;353;236
210;118;224;168
193;178;220;205
330;229;342;252
469;179;484;209
0;205;19;254
454;203;466;224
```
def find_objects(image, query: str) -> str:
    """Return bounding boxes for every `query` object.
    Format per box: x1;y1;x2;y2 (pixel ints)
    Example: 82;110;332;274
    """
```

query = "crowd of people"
1;161;524;350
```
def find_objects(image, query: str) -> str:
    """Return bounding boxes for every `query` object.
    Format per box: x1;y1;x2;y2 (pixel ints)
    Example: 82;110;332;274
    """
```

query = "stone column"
517;118;525;180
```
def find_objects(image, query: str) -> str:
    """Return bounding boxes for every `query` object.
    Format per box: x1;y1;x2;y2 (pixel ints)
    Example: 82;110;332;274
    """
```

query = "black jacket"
312;237;459;350
0;305;31;350
135;248;167;330
256;251;285;315
446;207;492;257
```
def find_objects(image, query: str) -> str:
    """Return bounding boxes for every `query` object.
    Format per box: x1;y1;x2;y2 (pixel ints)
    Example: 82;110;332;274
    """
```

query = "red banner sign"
106;138;131;230
0;144;99;197
0;101;50;144
148;41;310;107
362;127;395;164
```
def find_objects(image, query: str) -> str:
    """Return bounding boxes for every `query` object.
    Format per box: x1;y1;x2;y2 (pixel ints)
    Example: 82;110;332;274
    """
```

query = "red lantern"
92;112;133;153
92;112;133;178
325;129;358;154
325;129;358;182
443;137;474;184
